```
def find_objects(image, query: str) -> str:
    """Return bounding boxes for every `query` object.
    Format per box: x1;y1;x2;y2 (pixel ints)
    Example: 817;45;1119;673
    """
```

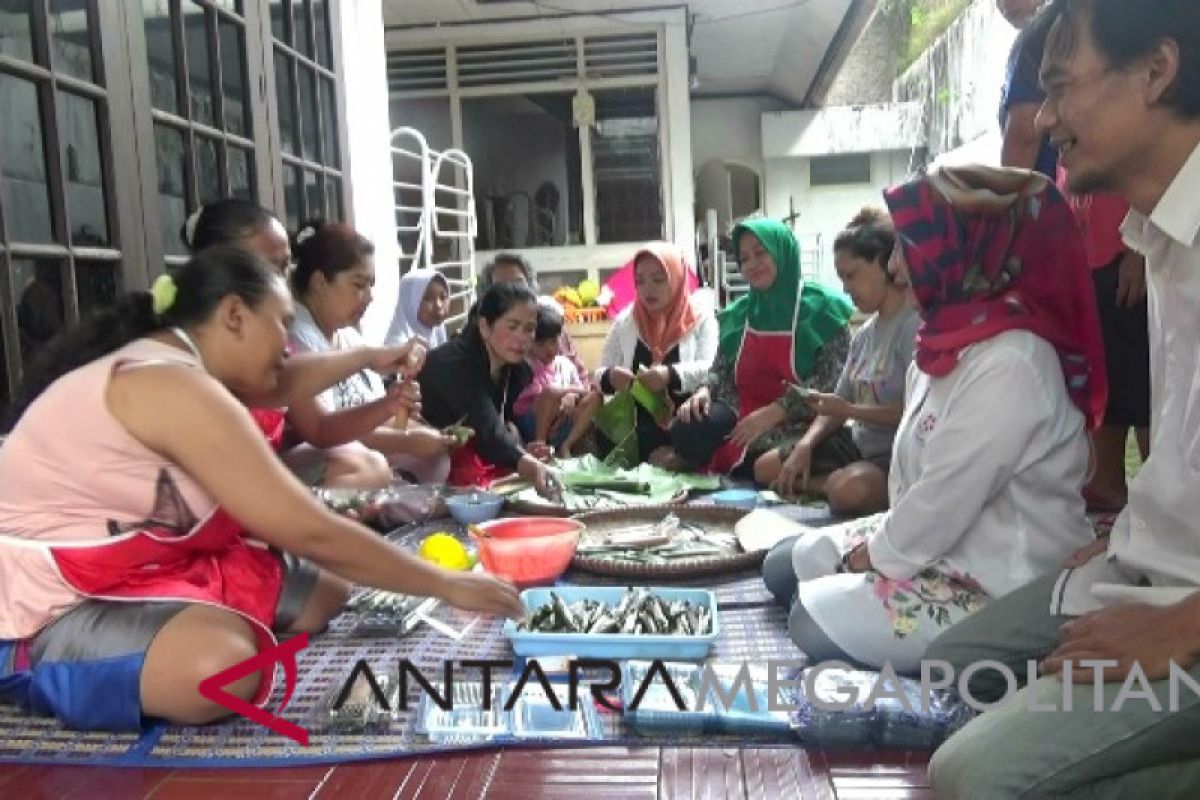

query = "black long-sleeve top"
418;335;533;469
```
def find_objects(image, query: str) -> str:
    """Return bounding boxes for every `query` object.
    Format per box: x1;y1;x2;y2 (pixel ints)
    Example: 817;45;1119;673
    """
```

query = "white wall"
761;102;926;158
763;150;913;285
894;0;1017;159
690;96;775;235
691;97;773;175
339;0;402;344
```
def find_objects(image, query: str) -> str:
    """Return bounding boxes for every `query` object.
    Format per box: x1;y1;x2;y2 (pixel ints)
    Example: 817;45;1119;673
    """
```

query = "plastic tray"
504;586;719;661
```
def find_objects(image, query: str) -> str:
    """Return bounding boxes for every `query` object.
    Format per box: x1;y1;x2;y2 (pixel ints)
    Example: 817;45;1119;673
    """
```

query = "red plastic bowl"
469;517;584;588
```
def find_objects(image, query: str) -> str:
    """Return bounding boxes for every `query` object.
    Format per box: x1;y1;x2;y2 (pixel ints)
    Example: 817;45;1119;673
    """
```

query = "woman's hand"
637;365;671;393
559;392;580;415
383;379;421;418
402;426;457;457
843;542;873;573
519;455;561;499
729;403;785;448
368;338;429;376
773;442;813;497
439;570;524;618
524;441;554;462
804;391;851;419
677;388;711;423
608;366;635;392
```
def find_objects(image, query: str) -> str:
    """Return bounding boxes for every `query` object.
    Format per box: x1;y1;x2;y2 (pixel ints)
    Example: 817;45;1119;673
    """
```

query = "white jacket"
595;296;719;393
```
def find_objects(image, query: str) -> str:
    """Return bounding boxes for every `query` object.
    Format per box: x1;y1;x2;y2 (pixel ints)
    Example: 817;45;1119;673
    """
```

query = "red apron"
705;327;799;474
47;509;284;704
447;442;514;488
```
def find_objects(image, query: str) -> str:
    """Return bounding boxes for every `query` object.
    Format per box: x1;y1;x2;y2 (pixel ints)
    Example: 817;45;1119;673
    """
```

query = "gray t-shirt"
289;302;385;412
835;305;920;460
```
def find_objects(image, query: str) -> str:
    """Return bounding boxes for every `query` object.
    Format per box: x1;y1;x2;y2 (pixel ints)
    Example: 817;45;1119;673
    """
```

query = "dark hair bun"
847;207;892;230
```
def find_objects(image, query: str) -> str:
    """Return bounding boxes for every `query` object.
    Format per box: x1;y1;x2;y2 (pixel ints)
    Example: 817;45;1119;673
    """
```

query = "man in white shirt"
928;1;1200;797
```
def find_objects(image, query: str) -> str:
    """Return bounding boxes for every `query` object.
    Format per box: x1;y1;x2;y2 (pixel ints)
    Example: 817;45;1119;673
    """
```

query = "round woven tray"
489;477;689;518
569;504;763;579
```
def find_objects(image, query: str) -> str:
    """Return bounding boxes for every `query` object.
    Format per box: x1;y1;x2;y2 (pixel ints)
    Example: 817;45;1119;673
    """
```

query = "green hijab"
717;218;853;377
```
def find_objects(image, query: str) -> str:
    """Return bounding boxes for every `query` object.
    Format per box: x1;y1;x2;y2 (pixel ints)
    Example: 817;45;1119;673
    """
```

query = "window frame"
387;28;670;251
0;0;352;408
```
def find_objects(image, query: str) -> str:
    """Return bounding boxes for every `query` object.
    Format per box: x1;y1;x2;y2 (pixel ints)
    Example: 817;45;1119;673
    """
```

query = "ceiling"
382;0;869;107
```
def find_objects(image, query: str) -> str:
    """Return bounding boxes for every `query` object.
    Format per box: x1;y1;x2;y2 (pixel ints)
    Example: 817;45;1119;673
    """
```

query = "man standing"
997;0;1055;174
928;0;1200;796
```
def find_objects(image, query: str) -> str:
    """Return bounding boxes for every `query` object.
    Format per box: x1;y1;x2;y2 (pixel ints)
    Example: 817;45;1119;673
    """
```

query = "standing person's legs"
1085;254;1151;510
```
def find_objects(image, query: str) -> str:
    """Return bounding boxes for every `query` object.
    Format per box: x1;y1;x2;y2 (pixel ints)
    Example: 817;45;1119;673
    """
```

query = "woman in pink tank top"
0;247;522;733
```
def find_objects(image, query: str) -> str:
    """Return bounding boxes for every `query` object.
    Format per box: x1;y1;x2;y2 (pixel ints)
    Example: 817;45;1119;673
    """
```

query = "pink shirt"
513;354;588;417
1058;168;1129;269
0;339;215;638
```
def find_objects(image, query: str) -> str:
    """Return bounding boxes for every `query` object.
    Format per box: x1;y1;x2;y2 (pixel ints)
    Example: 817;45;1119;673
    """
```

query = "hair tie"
183;208;203;247
295;225;317;246
150;273;178;317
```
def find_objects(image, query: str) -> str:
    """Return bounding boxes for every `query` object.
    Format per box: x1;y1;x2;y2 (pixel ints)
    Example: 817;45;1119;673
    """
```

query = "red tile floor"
0;746;932;799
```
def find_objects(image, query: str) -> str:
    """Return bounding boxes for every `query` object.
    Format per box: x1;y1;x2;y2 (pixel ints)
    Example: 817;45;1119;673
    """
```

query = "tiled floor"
0;746;932;799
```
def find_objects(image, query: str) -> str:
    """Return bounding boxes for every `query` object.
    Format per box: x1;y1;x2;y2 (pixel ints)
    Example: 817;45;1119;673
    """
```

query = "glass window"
0;0;36;63
297;64;318;160
269;0;284;41
142;0;179;114
592;88;662;244
228;144;253;198
274;51;295;154
324;174;341;219
183;4;214;126
320;75;338;167
304;169;320;220
0;74;55;243
809;154;871;186
313;0;330;67
13;258;65;365
57;91;109;246
74;260;120;320
49;0;94;83
218;18;248;136
291;0;311;58
154;124;188;255
462;92;583;249
196;134;220;203
283;162;301;230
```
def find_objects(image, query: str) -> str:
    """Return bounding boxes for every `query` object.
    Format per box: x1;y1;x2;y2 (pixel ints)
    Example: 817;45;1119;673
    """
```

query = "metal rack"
390;126;478;327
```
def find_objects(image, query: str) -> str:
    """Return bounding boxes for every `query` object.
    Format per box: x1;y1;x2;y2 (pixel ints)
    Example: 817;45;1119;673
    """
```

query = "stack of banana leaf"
517;588;711;636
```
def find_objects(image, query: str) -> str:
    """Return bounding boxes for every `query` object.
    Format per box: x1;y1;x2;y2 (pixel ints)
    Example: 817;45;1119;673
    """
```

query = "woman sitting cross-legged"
286;221;456;484
418;282;560;495
0;247;522;732
754;209;919;515
667;218;855;478
595;242;718;465
761;166;1106;673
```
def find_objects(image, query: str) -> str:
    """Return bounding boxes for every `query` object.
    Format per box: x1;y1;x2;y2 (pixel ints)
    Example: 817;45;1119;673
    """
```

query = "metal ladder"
390;126;478;328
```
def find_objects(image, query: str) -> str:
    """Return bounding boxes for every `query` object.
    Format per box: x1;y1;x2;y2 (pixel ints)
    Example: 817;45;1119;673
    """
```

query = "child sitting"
514;303;602;457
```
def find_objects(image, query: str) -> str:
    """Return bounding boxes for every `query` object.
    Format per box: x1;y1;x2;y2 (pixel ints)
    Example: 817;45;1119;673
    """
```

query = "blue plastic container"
445;491;505;525
710;488;762;508
504;586;719;660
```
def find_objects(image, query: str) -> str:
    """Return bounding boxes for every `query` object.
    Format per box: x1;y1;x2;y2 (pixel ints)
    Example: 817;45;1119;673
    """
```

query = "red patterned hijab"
883;165;1107;429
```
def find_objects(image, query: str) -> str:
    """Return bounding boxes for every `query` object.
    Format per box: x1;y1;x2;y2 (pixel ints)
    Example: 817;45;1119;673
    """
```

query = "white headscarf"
384;269;449;347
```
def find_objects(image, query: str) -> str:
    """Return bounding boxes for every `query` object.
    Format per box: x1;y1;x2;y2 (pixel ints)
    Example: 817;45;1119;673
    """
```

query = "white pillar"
339;0;400;344
661;16;695;255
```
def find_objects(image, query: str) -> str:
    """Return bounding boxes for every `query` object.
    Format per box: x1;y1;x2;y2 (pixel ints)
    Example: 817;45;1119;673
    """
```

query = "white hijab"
385;269;449;347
